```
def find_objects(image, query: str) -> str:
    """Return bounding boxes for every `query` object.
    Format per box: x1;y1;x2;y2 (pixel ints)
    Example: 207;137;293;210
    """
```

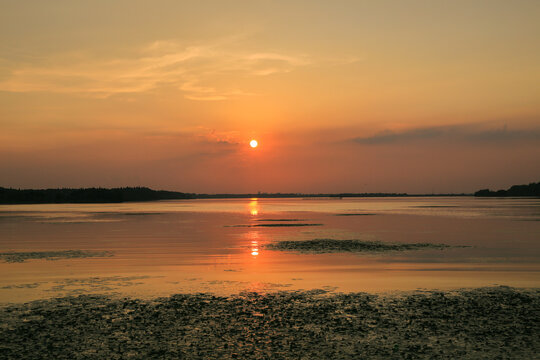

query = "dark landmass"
335;213;377;216
198;192;411;198
0;187;473;204
1;287;538;359
0;187;196;204
475;182;540;197
227;223;323;228
265;239;457;254
197;192;470;199
0;250;113;263
5;182;538;204
255;219;304;222
2;182;538;204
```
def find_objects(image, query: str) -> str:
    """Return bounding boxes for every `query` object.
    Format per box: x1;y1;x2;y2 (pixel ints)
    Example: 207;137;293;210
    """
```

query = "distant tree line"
4;182;537;204
0;187;195;204
0;187;465;204
195;192;410;199
474;182;540;197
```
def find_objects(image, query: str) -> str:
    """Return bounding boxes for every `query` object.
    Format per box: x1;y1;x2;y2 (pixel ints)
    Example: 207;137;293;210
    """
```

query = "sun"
250;139;258;148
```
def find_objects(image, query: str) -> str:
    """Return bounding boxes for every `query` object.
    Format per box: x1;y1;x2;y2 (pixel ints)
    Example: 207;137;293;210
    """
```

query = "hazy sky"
1;0;539;193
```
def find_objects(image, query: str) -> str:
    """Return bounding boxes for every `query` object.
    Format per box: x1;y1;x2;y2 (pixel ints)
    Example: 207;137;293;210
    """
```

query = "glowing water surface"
1;197;539;302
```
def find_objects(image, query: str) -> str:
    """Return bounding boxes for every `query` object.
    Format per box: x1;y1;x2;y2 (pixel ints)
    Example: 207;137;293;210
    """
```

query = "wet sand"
1;286;538;359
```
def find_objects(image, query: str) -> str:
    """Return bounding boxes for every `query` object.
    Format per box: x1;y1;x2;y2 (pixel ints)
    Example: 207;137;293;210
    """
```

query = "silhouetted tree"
474;182;540;197
0;187;195;204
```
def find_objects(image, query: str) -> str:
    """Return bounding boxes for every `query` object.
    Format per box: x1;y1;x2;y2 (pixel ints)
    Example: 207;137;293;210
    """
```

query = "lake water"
1;197;539;303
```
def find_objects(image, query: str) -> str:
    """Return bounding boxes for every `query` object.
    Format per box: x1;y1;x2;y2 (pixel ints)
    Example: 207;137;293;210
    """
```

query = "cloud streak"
353;124;540;145
0;40;311;100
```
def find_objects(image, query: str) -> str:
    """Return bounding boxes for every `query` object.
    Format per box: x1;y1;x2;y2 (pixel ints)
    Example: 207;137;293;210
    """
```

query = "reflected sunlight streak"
248;230;260;257
248;198;259;217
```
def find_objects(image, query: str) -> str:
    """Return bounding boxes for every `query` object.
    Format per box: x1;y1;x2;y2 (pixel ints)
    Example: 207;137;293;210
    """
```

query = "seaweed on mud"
414;205;459;208
254;223;323;227
265;239;459;254
334;213;376;216
0;287;538;359
0;250;114;263
227;223;323;228
1;283;41;289
121;212;165;216
255;219;304;222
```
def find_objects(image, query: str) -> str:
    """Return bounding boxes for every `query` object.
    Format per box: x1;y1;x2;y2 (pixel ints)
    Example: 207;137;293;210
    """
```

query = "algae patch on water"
334;213;376;216
255;219;304;222
227;223;323;228
265;239;459;254
0;250;114;263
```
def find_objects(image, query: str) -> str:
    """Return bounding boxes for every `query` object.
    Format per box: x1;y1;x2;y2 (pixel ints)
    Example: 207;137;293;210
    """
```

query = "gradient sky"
1;0;539;193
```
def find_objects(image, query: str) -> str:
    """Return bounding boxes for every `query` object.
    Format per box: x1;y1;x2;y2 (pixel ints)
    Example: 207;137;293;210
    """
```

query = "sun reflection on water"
248;198;259;216
247;231;260;257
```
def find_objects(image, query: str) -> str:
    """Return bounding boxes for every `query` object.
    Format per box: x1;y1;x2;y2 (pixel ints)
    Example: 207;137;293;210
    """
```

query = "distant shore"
0;186;470;204
0;187;194;204
1;181;538;204
474;182;540;197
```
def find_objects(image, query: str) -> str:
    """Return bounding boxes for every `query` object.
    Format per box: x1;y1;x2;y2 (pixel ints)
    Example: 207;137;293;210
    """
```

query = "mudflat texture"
265;239;455;254
0;250;113;263
1;287;538;359
227;223;323;227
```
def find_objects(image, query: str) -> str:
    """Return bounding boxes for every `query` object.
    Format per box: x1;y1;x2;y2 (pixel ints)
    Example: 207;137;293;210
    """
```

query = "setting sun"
1;2;539;358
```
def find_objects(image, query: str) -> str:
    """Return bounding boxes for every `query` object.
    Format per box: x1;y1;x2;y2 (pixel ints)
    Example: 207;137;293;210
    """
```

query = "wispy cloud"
353;124;540;145
0;40;311;100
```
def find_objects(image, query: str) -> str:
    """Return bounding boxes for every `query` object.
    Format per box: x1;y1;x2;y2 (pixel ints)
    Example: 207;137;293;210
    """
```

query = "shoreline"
3;194;540;206
2;181;538;204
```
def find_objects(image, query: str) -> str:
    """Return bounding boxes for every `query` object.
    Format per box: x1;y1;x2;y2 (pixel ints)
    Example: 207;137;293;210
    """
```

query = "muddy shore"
1;286;538;359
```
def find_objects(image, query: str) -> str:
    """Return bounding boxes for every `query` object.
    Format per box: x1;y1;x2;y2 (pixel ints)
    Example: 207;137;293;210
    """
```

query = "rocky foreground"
1;287;538;359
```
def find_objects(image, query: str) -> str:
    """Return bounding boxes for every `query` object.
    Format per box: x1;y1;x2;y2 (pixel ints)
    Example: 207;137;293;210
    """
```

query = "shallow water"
1;197;539;302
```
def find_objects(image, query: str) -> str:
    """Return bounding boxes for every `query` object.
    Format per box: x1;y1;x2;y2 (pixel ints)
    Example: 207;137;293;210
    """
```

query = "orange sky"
1;1;539;193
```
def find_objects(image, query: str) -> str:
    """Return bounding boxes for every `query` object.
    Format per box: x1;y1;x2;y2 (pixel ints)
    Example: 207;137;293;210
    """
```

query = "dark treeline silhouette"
196;193;473;198
196;192;409;199
0;187;195;204
475;182;540;197
0;187;474;204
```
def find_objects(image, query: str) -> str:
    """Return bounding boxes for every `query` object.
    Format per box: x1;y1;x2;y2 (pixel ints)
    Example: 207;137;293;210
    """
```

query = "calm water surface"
1;197;539;302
